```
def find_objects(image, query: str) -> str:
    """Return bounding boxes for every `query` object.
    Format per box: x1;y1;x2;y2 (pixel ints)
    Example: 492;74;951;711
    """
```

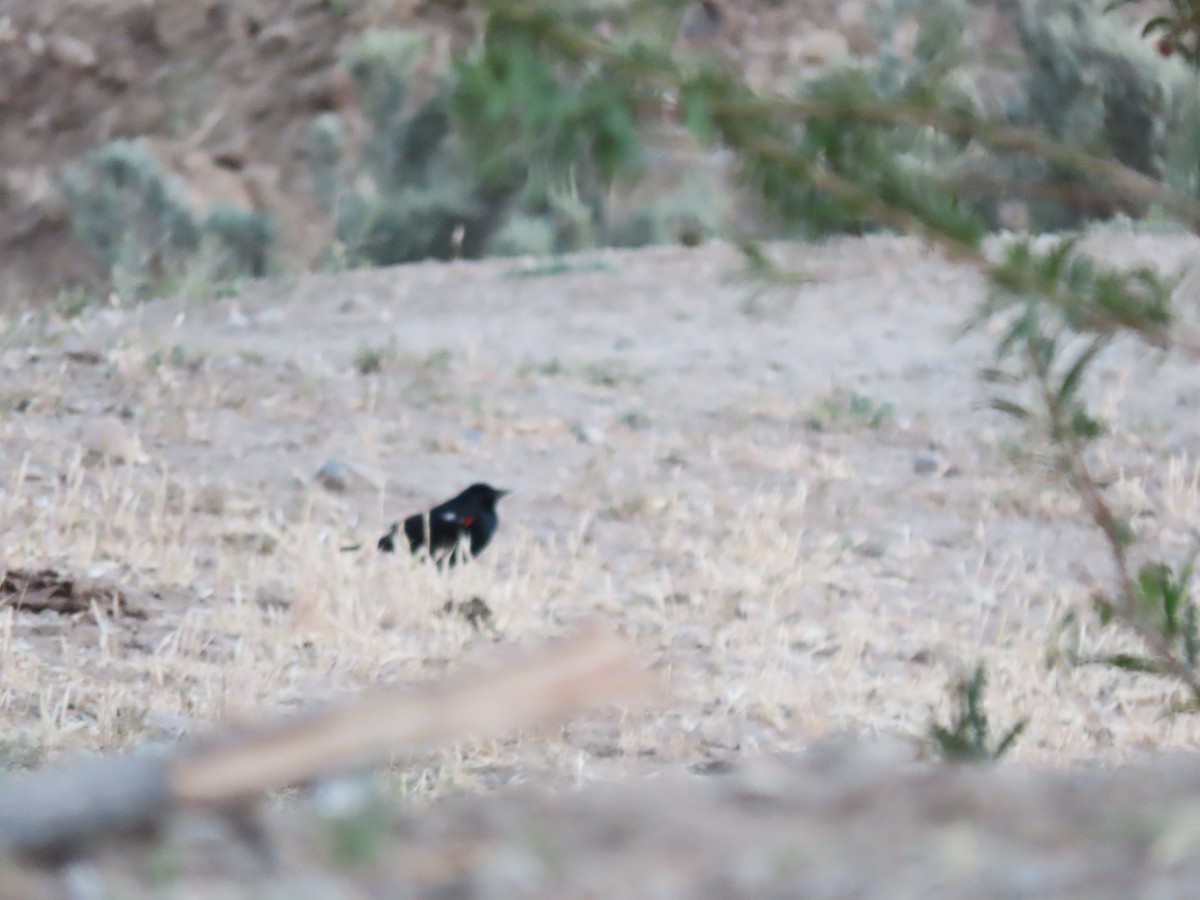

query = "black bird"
379;483;509;566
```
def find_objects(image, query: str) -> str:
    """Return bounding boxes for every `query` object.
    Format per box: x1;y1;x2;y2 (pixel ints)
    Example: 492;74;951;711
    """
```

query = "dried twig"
0;567;143;619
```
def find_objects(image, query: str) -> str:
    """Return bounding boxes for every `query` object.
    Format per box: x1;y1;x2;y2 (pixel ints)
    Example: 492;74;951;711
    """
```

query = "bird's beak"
497;489;511;497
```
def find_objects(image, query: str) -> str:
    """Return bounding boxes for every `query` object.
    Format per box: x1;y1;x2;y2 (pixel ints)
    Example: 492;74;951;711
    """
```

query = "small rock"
47;33;98;70
573;424;606;445
789;29;850;67
255;20;297;53
84;562;118;580
314;459;349;493
914;451;940;475
314;459;381;493
854;539;886;559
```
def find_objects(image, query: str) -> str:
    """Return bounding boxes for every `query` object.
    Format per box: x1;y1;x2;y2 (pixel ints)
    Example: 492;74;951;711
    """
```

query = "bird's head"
463;483;510;510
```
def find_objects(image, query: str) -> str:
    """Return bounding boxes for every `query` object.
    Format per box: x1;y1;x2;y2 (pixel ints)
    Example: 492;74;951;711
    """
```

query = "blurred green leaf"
925;664;1027;764
1057;336;1109;403
1097;654;1169;675
990;398;1032;420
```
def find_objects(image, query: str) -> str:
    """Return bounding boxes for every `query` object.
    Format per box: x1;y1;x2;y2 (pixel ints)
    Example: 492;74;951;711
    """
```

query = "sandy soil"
12;739;1200;898
4;228;1200;893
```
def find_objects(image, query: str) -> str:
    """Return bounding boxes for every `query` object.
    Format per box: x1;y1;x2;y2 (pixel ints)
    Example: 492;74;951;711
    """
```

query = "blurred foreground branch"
0;625;661;864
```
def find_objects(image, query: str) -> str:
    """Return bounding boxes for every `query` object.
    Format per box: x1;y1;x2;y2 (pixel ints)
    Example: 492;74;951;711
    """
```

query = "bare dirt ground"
4;228;1200;893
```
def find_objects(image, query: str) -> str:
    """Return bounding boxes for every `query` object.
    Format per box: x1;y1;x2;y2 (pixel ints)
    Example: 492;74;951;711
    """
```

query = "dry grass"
3;231;1200;797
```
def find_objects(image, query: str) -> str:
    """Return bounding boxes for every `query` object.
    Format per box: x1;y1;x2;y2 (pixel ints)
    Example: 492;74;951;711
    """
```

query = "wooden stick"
0;626;660;863
170;625;658;804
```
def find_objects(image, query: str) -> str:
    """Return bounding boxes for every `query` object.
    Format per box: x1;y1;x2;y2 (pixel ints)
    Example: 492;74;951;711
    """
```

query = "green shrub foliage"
62;139;275;294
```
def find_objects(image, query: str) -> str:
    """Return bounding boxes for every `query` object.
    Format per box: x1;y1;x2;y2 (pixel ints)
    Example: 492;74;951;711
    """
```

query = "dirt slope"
11;739;1200;897
0;0;862;306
